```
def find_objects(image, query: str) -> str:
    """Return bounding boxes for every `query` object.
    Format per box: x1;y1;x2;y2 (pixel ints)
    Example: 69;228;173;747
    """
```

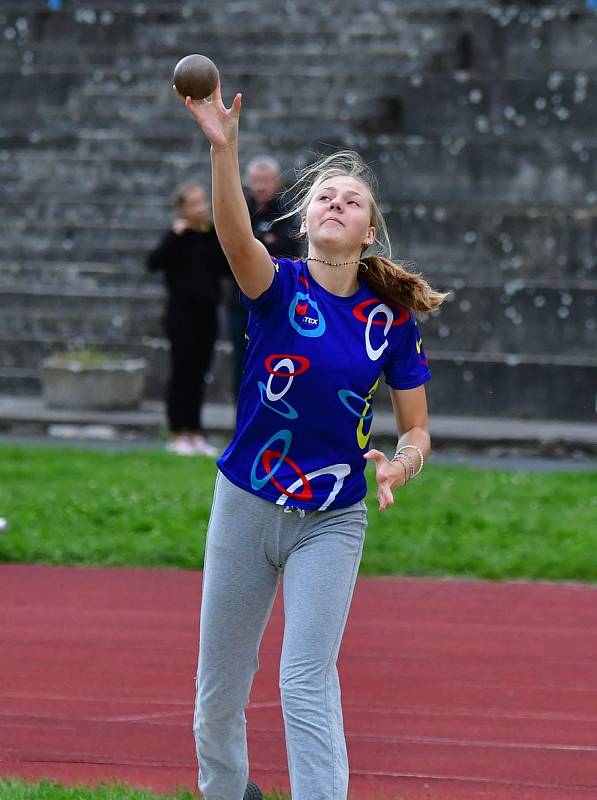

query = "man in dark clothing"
228;156;302;398
148;182;229;456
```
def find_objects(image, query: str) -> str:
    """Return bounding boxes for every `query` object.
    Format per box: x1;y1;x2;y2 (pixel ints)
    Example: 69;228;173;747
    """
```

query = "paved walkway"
1;395;596;459
2;565;597;799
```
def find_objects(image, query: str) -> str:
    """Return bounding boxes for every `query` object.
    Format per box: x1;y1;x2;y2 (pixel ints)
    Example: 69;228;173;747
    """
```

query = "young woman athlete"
174;79;447;800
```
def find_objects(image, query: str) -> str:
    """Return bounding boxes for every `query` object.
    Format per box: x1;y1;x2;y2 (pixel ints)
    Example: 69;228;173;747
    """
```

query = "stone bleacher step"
4;4;597;76
0;260;156;291
0;204;594;285
3;143;597;208
5;68;597;152
0;352;594;422
0;281;595;358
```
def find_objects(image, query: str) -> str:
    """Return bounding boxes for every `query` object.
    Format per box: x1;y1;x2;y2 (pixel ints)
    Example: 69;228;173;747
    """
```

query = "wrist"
388;457;409;487
391;444;425;479
210;141;238;155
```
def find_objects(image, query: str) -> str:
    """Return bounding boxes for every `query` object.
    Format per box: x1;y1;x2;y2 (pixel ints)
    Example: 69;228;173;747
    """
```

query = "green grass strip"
0;781;194;800
0;780;289;800
0;445;595;581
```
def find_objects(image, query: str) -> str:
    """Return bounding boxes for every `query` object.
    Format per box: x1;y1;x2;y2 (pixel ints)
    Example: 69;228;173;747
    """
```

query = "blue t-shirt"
217;258;431;511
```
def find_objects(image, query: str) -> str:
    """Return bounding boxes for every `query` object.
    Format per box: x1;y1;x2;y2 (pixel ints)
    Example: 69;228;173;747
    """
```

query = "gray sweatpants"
193;471;367;800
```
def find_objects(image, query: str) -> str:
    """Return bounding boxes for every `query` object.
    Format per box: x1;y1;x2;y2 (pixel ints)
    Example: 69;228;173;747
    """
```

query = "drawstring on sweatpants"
284;506;306;518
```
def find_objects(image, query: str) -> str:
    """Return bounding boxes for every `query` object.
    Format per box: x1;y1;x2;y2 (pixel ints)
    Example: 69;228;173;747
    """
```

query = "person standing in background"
227;156;301;399
147;182;229;456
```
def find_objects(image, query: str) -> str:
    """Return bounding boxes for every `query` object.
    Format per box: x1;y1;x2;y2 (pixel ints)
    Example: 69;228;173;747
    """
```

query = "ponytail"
360;256;450;314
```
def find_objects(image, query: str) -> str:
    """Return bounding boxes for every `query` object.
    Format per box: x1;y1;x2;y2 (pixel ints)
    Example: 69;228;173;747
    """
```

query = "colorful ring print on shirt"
338;390;374;421
353;299;408;362
275;463;351;512
264;354;310;377
250;430;292;491
338;378;379;449
257;355;311;419
288;292;326;337
353;299;410;327
262;450;312;501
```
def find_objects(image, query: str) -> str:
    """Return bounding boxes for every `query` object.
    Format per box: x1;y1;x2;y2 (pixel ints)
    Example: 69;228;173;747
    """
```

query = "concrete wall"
0;0;595;420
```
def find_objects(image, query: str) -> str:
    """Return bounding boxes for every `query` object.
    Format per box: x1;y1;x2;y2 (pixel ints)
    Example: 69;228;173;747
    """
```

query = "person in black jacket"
147;182;229;456
227;156;302;398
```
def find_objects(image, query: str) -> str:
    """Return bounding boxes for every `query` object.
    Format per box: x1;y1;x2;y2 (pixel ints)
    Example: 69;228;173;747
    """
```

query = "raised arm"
173;82;274;299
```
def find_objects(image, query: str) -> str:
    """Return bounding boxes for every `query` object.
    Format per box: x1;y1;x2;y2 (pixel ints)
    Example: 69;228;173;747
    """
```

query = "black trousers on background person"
164;298;218;433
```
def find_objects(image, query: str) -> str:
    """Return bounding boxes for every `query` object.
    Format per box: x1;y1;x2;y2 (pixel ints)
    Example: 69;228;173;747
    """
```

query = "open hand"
363;449;408;512
171;218;188;235
173;81;241;149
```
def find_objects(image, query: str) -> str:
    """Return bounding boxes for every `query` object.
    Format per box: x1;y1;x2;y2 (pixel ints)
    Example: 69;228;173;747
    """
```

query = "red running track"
1;564;596;799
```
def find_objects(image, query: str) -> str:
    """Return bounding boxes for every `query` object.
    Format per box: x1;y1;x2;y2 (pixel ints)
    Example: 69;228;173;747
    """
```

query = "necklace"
307;257;368;270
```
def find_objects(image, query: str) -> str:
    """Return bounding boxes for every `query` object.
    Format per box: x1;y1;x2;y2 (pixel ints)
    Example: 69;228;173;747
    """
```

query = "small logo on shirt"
288;292;326;337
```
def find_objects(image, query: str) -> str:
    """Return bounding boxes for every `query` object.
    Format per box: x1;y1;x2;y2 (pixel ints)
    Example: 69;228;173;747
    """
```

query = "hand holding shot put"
173;55;241;151
173;53;445;800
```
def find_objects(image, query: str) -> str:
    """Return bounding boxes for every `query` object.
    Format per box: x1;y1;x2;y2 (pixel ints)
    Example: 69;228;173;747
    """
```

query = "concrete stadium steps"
0;335;166;367
0;205;595;284
0;223;159;260
426;354;596;420
422;284;597;356
390;205;597;281
0;351;593;421
1;0;595;421
0;10;471;72
2;145;597;211
0;267;595;357
0;152;202;201
0;197;176;229
0;290;164;339
0;260;158;291
3;4;597;77
365;140;597;207
0;235;148;265
0;369;39;396
3;66;597;149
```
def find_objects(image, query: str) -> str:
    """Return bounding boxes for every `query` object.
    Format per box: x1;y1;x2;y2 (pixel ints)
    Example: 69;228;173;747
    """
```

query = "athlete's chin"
311;232;352;249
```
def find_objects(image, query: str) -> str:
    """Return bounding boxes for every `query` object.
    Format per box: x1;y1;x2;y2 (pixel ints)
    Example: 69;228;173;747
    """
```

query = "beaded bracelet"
391;444;424;478
396;450;416;477
393;457;409;484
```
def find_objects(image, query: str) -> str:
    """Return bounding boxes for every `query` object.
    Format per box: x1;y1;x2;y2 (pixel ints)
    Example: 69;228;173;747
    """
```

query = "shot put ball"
173;54;219;100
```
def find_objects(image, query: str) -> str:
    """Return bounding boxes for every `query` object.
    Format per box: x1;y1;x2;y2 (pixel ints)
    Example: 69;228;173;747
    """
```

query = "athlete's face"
304;176;375;253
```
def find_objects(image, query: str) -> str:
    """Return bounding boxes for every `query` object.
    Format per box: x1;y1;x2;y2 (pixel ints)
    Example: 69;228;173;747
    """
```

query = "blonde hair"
282;151;449;313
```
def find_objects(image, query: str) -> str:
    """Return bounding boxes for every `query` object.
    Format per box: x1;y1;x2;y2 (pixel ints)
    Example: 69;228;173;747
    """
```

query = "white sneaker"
190;434;218;457
165;436;195;456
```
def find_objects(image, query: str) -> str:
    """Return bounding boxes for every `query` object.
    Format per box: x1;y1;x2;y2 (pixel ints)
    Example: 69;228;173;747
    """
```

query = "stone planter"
41;354;148;410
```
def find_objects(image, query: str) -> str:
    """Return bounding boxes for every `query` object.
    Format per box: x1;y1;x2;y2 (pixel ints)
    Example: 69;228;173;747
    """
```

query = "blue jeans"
194;472;367;799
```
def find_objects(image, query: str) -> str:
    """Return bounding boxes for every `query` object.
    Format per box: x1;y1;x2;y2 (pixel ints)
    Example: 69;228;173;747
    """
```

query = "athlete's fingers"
378;482;395;513
363;449;387;466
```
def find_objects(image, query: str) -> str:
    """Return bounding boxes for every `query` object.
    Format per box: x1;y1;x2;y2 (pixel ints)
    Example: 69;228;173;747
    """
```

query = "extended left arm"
364;385;431;512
